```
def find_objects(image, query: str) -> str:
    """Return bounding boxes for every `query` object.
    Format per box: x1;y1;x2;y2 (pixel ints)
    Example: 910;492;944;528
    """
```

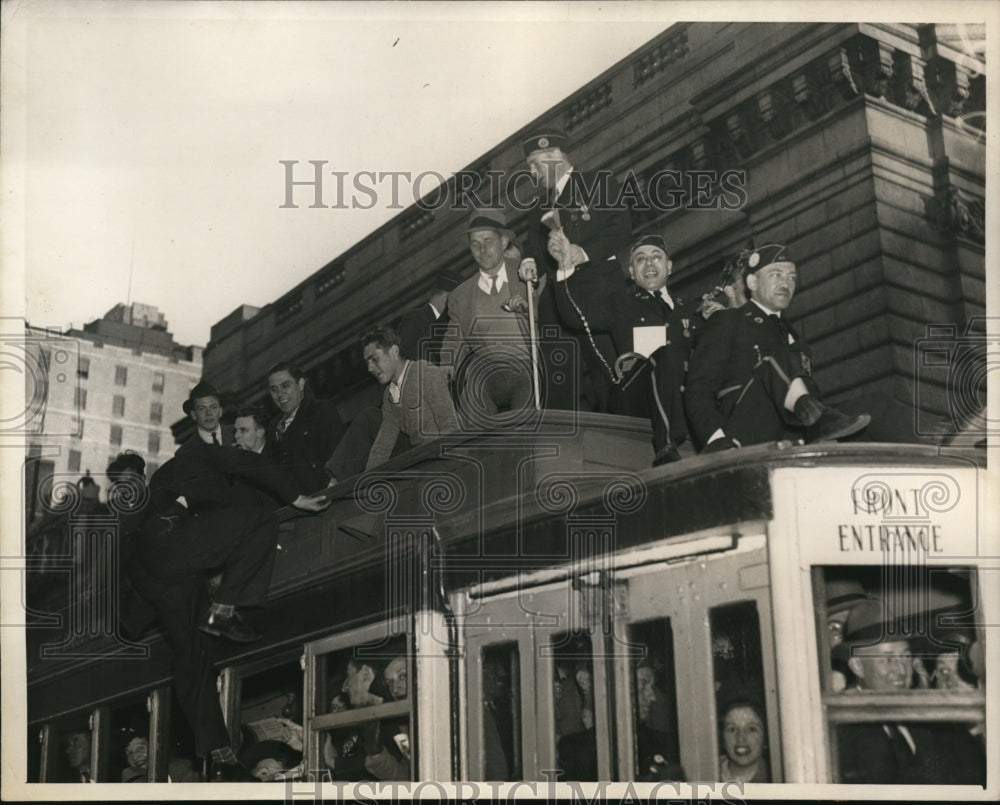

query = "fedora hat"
182;380;222;415
464;208;515;242
825;578;870;616
832;586;964;662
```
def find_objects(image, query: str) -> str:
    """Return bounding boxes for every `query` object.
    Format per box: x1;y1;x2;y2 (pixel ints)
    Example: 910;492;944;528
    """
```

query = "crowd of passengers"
57;129;980;784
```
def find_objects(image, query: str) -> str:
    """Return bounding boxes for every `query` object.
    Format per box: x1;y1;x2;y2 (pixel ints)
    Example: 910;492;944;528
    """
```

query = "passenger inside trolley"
817;566;986;785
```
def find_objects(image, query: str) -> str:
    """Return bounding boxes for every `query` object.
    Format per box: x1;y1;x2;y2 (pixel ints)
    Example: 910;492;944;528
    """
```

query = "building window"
148;432;160;455
150;401;163;425
115;365;128;386
68;450;81;473
110;425;123;446
74;387;87;410
152;372;165;393
113;395;125;417
77;357;90;380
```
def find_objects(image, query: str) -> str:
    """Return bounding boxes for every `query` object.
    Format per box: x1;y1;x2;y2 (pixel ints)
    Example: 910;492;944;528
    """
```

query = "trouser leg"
149;581;231;757
201;507;280;608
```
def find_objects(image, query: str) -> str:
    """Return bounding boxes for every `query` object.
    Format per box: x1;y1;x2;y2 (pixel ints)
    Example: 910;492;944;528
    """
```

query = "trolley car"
24;412;993;792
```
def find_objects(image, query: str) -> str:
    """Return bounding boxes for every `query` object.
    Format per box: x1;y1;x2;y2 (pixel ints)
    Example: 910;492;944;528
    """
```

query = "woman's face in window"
722;706;765;768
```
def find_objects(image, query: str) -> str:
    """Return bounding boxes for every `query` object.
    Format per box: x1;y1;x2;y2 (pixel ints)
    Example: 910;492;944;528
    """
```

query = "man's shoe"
652;445;682;466
198;609;261;643
792;394;826;426
807;408;871;443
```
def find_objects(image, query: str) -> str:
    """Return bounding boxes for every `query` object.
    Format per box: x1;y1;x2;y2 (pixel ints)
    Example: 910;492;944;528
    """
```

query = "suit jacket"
265;394;346;493
441;270;546;373
177;425;235;453
836;722;985;785
366;361;458;470
685;301;814;446
156;443;301;513
396;303;449;364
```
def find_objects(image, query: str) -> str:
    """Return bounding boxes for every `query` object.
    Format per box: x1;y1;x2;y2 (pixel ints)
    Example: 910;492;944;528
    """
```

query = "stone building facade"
24;303;201;520
201;22;987;439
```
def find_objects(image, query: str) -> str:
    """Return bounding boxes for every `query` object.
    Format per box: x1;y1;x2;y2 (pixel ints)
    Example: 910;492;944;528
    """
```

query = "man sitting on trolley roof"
685;243;871;452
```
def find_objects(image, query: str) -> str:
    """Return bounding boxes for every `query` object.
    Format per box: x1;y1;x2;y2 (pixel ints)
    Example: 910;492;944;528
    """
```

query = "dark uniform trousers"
686;302;816;449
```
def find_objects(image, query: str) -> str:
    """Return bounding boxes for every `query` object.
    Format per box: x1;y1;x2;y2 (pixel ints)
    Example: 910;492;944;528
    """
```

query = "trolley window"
711;602;772;783
478;642;520;781
233;658;305;781
627;619;681;782
305;625;413;782
550;631;596;781
814;565;986;785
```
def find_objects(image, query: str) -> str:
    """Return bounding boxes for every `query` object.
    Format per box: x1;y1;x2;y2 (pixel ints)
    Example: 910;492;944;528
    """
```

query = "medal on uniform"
580;203;590;221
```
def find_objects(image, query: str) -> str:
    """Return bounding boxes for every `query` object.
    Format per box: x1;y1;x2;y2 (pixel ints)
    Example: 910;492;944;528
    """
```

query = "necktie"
654;289;673;312
490;275;499;296
211;432;220;446
769;313;792;343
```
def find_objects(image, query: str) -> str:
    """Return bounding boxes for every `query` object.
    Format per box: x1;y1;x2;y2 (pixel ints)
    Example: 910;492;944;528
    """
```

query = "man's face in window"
848;640;914;691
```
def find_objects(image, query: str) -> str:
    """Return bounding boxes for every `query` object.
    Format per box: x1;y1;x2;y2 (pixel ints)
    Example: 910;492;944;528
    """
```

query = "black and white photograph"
1;1;996;801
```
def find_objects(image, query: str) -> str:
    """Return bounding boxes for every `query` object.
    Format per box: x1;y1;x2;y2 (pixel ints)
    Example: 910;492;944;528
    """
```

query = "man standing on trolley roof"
685;244;870;451
442;208;543;425
522;129;632;412
522;232;697;465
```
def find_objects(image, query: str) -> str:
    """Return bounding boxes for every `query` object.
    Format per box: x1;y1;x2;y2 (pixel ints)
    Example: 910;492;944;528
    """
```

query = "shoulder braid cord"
560;275;626;385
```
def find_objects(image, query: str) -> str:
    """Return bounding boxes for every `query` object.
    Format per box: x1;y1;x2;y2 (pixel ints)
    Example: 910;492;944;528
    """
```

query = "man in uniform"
521;130;632;412
523;232;696;465
442;208;543;425
685;243;870;451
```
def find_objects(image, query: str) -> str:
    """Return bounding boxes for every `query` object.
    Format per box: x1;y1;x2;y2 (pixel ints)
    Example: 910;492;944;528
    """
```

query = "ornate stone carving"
927;186;985;243
828;47;860;100
890;51;935;115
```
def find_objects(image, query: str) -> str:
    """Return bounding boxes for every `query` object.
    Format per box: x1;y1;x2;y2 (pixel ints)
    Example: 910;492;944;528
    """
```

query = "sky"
5;0;692;347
